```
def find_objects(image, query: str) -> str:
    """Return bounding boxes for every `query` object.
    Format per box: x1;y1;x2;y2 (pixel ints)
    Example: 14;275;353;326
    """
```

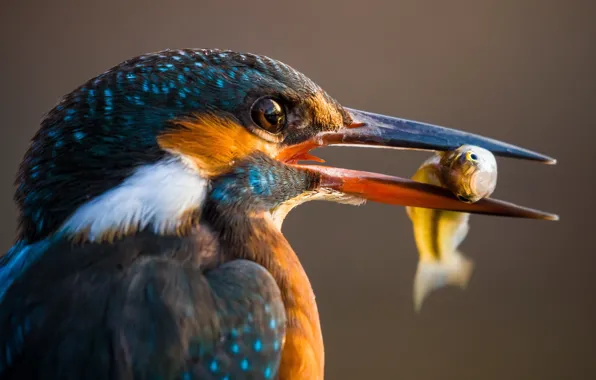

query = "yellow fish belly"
406;157;474;312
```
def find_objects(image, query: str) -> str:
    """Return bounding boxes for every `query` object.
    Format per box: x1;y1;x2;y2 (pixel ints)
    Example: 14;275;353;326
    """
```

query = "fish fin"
413;251;474;313
433;210;470;254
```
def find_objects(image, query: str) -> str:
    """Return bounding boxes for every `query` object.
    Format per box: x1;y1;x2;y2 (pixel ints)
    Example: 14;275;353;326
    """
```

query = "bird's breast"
212;213;325;379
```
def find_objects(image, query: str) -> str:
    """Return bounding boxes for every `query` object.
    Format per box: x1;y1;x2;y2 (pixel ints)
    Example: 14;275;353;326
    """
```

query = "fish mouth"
277;108;559;221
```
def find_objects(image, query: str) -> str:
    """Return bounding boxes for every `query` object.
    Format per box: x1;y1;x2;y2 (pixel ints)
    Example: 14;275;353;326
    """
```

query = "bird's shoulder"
0;227;286;379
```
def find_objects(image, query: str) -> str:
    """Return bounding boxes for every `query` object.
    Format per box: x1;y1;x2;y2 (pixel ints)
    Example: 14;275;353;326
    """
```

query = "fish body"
406;145;497;311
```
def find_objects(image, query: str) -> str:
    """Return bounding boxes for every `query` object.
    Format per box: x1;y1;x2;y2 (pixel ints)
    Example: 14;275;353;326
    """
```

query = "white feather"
60;158;208;242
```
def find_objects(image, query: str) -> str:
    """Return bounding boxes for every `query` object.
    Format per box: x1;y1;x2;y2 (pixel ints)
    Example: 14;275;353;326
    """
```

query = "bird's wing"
0;237;285;380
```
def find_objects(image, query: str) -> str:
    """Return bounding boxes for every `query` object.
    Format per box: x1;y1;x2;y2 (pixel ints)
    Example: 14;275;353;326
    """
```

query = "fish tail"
413;251;474;313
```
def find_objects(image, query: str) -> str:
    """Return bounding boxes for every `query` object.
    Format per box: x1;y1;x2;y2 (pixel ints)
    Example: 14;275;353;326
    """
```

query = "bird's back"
0;230;286;380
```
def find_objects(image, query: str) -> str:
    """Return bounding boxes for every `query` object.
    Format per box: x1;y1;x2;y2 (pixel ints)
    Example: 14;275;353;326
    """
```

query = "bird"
0;48;558;380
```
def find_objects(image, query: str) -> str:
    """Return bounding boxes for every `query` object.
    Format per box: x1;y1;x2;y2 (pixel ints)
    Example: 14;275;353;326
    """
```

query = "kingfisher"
0;49;557;380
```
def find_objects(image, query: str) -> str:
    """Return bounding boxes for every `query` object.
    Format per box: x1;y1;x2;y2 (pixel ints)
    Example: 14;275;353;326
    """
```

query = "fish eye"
251;97;286;135
466;152;479;161
457;195;471;203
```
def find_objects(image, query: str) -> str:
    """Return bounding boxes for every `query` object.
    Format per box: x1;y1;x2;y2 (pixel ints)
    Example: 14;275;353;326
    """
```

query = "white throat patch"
60;158;208;242
269;189;365;230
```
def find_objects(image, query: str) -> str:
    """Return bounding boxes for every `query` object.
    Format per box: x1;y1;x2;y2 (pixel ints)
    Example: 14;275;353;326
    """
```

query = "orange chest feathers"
247;218;325;380
160;116;325;379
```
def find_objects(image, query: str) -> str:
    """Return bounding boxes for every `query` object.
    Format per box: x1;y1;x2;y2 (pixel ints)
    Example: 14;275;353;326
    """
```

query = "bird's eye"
466;152;479;161
251;98;286;135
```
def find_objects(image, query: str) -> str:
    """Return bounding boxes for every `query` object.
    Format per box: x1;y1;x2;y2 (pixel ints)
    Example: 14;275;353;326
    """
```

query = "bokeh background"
1;0;594;379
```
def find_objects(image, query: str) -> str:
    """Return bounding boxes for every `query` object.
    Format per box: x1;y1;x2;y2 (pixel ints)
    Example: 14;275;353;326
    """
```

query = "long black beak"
279;108;558;220
332;108;556;164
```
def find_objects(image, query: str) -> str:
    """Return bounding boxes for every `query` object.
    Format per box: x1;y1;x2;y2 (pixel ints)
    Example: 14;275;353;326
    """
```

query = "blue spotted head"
15;48;557;244
15;49;350;243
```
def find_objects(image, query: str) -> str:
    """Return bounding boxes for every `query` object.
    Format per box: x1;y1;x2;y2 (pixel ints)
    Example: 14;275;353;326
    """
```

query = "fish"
406;145;498;312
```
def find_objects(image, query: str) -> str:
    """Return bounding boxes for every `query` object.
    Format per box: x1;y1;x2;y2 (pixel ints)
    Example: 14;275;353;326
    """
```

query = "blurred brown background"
1;0;594;379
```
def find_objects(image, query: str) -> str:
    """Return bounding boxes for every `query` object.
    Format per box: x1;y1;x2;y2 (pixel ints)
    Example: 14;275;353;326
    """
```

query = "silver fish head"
440;145;498;203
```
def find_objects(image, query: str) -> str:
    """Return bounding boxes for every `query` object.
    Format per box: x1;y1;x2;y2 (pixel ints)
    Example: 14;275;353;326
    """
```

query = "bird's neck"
208;210;324;380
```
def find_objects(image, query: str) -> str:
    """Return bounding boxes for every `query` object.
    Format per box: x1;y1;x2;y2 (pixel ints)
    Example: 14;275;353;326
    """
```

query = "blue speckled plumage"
183;260;286;379
2;48;346;380
0;232;287;380
15;48;336;243
46;49;309;135
209;154;316;209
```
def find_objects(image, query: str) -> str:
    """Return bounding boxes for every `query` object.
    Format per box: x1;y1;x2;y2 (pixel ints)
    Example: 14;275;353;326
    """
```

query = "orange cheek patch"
157;115;278;177
309;91;345;129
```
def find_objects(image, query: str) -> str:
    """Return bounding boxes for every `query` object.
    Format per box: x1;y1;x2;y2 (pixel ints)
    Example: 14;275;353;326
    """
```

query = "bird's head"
15;49;556;244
